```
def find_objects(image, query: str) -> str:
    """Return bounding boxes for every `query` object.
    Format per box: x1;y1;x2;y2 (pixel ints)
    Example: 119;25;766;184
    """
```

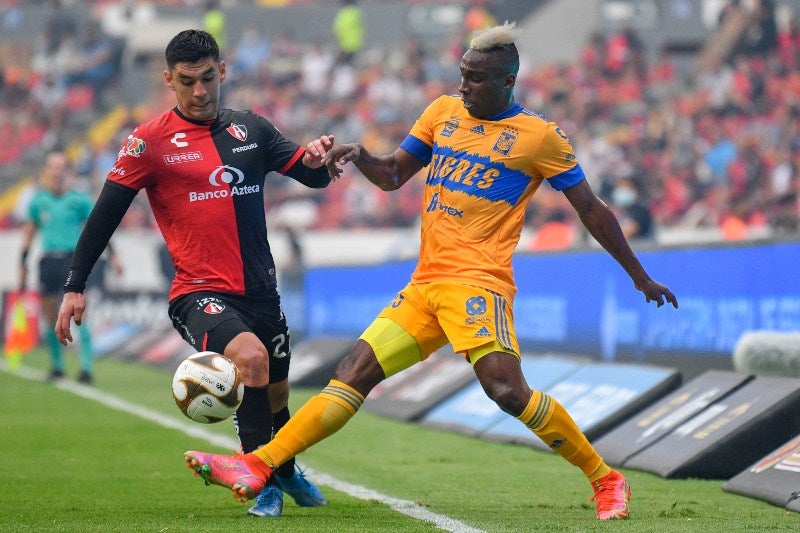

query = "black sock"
234;386;272;453
272;405;296;478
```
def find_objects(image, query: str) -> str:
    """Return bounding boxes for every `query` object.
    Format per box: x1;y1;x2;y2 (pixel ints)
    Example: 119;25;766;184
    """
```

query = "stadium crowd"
1;0;799;247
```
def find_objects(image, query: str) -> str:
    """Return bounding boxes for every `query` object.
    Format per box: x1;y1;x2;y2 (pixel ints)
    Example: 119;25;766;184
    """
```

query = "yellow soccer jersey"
399;95;586;300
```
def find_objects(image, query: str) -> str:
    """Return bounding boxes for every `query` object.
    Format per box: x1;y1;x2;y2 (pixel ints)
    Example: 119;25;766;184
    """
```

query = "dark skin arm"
322;144;424;191
563;179;678;308
323;143;676;309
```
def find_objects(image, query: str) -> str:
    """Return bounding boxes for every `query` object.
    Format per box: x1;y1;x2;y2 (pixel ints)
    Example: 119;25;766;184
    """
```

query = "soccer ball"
171;351;244;424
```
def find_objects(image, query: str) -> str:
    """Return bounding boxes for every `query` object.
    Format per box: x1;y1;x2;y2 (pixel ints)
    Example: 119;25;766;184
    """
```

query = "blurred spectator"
268;28;303;86
299;41;333;97
229;23;271;80
98;0;157;39
528;209;575;251
603;26;644;76
695;55;735;111
63;22;123;111
332;0;364;65
463;0;496;46
720;199;751;240
203;0;226;52
737;0;779;56
30;8;78;85
777;10;800;66
700;121;738;183
611;177;654;241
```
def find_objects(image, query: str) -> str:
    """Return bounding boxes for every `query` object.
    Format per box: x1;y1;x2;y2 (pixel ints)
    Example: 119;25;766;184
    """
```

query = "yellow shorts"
359;282;520;377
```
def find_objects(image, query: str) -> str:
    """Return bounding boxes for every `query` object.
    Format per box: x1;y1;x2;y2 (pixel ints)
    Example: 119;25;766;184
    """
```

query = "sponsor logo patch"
164;151;203;165
171;132;188;148
123;135;146;157
474;326;491;337
426;193;463;217
232;142;258;153
187;165;261;202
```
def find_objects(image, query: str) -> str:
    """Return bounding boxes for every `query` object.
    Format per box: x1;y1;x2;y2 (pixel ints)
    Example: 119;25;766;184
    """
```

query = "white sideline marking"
2;362;486;533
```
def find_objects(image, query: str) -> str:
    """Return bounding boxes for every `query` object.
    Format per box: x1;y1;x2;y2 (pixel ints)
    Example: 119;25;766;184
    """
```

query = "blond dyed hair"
469;21;520;51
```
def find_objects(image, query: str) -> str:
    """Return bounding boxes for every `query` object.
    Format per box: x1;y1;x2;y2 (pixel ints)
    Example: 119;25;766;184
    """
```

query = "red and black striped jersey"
108;107;323;300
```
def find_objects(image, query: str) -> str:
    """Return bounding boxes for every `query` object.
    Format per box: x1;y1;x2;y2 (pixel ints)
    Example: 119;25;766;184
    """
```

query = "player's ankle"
243;453;273;479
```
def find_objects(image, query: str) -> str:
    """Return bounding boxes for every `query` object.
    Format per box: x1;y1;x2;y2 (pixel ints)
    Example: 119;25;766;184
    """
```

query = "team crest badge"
198;297;226;315
466;296;487;316
492;127;518;156
227;123;248;142
441;116;460;137
203;302;224;314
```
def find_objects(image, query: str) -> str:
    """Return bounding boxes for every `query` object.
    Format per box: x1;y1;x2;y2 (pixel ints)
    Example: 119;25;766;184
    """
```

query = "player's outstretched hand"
635;279;678;309
322;143;362;180
55;292;86;345
302;134;335;169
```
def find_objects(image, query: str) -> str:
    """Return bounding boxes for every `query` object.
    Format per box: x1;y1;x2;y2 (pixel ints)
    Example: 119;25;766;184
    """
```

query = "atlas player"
55;30;331;518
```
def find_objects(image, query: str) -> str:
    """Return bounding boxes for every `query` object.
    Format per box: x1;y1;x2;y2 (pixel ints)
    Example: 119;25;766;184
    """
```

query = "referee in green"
19;151;120;383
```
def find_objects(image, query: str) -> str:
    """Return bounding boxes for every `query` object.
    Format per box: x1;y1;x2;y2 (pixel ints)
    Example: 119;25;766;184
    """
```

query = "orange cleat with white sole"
590;469;631;520
184;450;271;503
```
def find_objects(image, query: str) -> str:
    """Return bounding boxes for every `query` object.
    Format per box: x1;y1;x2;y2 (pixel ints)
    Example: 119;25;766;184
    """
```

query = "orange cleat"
590;469;631;520
184;450;270;503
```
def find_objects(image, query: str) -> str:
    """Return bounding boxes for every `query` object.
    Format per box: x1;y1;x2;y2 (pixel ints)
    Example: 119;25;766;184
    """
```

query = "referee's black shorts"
39;253;72;296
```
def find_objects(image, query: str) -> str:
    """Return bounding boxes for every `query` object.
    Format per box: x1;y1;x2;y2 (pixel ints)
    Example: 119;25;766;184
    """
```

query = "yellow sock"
253;380;364;467
518;390;609;481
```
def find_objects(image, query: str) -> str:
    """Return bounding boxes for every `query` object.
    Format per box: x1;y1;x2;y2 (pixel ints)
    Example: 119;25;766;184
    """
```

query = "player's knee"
483;380;529;416
332;339;385;396
230;344;269;386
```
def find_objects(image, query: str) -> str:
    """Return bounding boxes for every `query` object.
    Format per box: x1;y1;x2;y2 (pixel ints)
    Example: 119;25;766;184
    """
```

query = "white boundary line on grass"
2;362;486;533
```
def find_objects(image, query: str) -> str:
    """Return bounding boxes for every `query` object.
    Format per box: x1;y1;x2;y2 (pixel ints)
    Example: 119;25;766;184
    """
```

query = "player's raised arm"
322;145;424;191
301;134;335;168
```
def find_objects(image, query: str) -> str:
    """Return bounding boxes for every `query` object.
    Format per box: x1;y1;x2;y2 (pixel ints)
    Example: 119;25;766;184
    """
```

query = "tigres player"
184;22;678;521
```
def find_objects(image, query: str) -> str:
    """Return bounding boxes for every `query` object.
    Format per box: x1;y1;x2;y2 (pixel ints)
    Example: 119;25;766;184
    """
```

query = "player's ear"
218;60;227;84
504;72;516;90
164;69;175;91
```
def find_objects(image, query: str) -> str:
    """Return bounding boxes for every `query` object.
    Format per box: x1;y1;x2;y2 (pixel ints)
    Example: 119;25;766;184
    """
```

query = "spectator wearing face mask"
612;177;654;241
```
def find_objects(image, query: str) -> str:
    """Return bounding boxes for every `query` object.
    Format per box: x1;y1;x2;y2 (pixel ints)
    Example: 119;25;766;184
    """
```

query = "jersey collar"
172;106;218;127
488;102;524;122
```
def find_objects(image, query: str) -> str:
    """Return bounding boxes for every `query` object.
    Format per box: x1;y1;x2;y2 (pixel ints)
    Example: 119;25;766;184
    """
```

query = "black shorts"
168;288;291;383
39;253;72;295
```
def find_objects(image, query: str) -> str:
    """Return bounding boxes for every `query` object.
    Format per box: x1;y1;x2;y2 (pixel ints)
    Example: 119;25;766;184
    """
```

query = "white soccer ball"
172;351;244;424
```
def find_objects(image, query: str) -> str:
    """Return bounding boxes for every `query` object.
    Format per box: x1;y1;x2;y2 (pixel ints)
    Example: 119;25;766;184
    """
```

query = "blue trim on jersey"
427;144;531;205
400;135;432;165
489;103;526;121
546;164;585;191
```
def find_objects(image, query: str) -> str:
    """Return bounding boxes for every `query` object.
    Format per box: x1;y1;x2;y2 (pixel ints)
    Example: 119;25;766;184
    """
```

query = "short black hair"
165;29;220;69
488;43;520;76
